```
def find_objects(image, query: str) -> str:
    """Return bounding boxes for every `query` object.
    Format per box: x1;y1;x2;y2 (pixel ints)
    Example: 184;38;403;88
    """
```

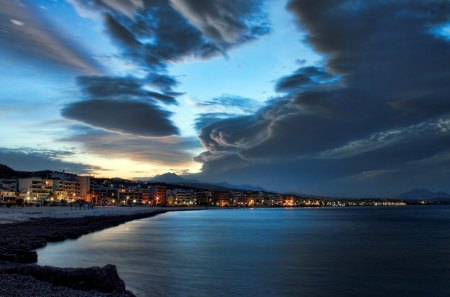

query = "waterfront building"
150;185;167;205
195;191;211;206
211;190;229;206
246;193;255;206
230;192;247;206
18;178;54;203
118;188;143;205
77;176;93;202
174;190;194;205
166;191;176;206
0;189;17;205
0;178;17;192
141;188;151;204
53;180;81;201
254;192;266;206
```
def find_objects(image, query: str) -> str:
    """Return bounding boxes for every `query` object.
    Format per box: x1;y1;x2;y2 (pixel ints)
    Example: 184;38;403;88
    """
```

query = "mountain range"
3;164;449;198
149;172;267;192
396;188;450;200
0;164;37;178
0;164;267;192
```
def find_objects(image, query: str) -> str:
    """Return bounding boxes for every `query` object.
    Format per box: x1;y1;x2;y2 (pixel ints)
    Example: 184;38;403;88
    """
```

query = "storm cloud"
0;148;101;174
63;0;270;144
194;0;450;196
77;76;176;104
62;99;179;137
6;0;448;196
61;75;179;137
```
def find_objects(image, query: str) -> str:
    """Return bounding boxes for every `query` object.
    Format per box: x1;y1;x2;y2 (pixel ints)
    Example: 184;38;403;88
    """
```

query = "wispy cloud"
0;1;101;74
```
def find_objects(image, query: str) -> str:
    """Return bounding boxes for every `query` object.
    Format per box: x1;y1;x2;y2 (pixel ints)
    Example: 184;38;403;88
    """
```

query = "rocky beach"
0;207;174;296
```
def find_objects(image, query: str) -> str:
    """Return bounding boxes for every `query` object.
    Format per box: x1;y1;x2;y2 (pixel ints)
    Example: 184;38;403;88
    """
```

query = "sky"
0;0;449;197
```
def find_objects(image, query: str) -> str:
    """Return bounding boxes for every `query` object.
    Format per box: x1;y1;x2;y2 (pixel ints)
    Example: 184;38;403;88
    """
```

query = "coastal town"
0;165;440;208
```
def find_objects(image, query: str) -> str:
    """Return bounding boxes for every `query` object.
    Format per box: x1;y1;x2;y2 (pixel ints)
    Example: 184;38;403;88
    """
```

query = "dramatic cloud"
69;0;144;20
6;0;448;196
62;99;179;137
77;76;176;104
63;128;200;166
0;1;100;74
63;0;270;146
170;0;270;45
145;73;180;96
193;0;450;196
198;95;262;114
0;148;100;174
69;0;270;88
275;66;337;94
61;75;179;137
195;95;262;129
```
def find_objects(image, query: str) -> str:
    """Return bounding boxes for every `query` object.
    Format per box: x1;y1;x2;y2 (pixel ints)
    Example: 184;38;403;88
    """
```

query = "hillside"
396;188;450;200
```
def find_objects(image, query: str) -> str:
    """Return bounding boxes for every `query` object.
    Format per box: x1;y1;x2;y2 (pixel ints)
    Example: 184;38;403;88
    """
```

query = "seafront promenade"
0;205;173;225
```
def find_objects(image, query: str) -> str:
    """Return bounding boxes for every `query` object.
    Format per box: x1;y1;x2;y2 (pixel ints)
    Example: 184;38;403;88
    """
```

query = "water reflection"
39;207;450;297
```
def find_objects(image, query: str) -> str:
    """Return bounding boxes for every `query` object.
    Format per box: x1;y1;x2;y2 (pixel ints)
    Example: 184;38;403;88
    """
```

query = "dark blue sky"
0;0;449;197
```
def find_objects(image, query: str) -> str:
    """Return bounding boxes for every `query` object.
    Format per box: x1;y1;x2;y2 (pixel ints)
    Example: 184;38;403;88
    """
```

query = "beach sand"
0;205;171;225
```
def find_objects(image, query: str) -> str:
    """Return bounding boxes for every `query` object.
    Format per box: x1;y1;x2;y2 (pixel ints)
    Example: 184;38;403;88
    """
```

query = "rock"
9;264;126;293
46;232;66;242
0;210;167;296
10;249;38;263
0;263;136;296
0;273;136;297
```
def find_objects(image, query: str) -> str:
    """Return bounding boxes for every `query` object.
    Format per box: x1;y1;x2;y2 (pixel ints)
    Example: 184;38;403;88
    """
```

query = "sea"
38;207;450;297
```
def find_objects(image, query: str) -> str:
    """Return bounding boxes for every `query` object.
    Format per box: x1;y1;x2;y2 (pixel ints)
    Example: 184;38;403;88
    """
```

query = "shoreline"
0;208;184;297
0;205;442;296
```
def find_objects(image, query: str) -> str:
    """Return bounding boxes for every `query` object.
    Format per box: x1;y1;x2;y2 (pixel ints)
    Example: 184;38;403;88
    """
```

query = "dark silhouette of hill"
396;188;450;200
150;172;266;192
151;173;199;183
1;165;267;193
0;164;31;178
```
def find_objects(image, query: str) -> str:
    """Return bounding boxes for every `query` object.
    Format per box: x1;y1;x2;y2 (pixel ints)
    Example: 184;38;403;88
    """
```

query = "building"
150;185;167;205
77;176;93;201
54;180;81;201
0;178;17;192
211;190;229;206
118;188;143;205
174;189;194;205
0;189;17;205
18;178;53;203
231;192;247;206
195;191;211;206
141;188;151;204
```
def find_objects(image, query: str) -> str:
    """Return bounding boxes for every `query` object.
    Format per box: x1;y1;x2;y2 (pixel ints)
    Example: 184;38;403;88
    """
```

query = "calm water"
38;207;450;297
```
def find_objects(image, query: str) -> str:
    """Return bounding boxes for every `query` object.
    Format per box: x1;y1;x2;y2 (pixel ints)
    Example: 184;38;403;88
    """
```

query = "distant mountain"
0;164;79;179
0;164;16;178
396;188;450;200
150;172;266;192
0;164;32;178
1;165;268;193
214;181;266;192
151;173;199;183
